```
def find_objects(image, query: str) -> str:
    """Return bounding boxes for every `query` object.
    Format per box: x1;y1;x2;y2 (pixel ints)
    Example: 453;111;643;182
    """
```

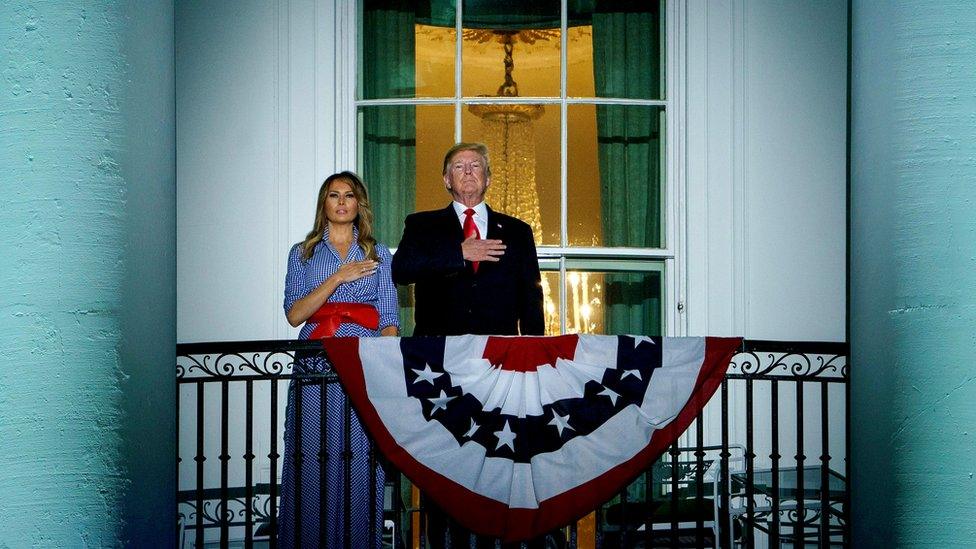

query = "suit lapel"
441;204;464;241
480;207;505;275
485;206;502;240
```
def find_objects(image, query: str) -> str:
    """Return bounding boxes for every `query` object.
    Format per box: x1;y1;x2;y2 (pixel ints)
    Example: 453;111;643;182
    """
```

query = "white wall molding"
334;0;358;170
668;0;689;337
732;0;748;337
684;0;846;341
274;0;291;339
684;0;706;335
685;0;737;338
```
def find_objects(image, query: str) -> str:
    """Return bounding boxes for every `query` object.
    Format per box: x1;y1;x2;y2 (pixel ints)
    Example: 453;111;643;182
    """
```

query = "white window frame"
337;0;687;336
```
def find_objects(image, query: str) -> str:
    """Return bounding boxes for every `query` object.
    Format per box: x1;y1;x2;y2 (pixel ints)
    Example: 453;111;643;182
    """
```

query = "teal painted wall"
851;1;976;546
0;2;175;545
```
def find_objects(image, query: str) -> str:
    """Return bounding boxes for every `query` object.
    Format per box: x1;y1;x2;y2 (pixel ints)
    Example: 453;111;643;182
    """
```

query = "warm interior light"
468;30;603;335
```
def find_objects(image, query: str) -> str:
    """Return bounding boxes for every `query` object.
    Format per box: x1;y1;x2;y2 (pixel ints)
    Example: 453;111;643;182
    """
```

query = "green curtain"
362;0;417;246
362;0;418;339
592;2;662;335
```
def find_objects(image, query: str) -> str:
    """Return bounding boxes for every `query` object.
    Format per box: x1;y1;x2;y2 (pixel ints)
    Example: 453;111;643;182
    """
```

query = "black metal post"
669;442;680;549
245;379;254;547
770;379;780;547
820;381;831;548
195;382;205;549
695;413;706;548
220;380;230;548
744;377;755;549
294;379;304;548
269;378;279;549
719;380;730;549
795;380;806;545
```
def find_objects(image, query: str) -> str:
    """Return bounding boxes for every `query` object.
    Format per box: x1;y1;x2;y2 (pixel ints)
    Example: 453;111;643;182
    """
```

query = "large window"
357;0;674;336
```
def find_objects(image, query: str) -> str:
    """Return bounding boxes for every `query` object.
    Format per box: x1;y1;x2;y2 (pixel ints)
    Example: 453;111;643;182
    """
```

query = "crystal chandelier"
468;31;601;335
468;32;544;232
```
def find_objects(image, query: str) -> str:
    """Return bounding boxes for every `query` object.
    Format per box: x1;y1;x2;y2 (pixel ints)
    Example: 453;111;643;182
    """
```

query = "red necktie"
463;208;480;273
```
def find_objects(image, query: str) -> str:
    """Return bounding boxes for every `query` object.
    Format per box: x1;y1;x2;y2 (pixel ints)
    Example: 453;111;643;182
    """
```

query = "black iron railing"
177;339;848;548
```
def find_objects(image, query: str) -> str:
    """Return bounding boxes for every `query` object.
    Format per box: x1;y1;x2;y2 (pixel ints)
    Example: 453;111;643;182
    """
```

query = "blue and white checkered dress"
279;226;399;548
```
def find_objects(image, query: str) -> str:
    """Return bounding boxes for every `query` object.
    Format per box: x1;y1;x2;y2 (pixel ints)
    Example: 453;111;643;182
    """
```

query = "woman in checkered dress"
279;171;399;547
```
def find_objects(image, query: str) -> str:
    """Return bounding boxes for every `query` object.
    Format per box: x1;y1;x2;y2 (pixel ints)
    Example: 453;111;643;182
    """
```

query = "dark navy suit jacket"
391;205;545;336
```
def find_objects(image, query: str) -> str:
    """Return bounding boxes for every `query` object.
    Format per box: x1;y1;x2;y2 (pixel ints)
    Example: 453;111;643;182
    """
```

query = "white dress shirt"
452;201;488;238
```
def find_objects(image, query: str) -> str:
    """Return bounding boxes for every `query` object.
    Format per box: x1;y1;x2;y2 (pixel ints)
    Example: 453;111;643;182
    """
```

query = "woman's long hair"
300;171;378;262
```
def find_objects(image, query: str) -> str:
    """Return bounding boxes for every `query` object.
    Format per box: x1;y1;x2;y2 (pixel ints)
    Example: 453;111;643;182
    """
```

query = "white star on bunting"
621;369;642;381
494;420;517;451
598;387;620;406
464;418;480;438
412;363;443;386
428;390;454;414
548;411;574;437
632;335;656;348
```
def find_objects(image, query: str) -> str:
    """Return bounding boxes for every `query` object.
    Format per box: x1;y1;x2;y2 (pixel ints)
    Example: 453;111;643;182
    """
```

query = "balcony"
178;339;848;548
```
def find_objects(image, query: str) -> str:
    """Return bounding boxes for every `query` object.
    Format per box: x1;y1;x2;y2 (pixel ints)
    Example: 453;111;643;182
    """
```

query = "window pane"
462;1;561;97
566;24;595;97
568;104;664;248
565;264;663;336
359;105;457;245
414;24;458;98
413;105;457;212
462;104;561;246
361;1;456;99
540;269;562;336
568;0;664;99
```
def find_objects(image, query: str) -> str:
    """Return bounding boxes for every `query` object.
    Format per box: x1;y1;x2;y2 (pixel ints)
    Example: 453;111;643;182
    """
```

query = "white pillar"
0;2;175;544
851;1;976;545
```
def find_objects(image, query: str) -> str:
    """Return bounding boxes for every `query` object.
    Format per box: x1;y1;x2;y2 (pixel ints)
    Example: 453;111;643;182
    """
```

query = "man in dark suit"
392;142;544;337
392;143;547;548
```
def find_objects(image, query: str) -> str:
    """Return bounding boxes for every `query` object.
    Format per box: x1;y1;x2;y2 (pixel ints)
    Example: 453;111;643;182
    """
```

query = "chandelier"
468;32;602;335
